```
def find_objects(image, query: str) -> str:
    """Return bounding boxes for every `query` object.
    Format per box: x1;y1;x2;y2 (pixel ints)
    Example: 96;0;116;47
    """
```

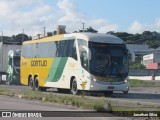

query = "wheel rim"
29;79;33;88
72;81;77;92
35;80;38;89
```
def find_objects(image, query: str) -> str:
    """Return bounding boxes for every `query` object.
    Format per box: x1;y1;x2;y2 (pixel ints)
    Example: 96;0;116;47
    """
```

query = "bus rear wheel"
35;77;40;91
29;77;35;90
71;78;79;95
34;77;46;91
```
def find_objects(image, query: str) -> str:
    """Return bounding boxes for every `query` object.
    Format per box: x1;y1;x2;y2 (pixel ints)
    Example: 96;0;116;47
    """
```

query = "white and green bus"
21;33;129;95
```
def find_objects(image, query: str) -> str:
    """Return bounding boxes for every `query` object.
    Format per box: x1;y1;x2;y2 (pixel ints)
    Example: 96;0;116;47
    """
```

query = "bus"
20;33;129;95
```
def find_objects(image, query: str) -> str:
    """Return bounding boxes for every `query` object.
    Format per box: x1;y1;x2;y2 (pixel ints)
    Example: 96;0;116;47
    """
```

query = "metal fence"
129;69;160;76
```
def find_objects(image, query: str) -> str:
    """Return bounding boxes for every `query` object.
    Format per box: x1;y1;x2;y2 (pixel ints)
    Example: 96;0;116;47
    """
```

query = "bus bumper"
88;80;129;92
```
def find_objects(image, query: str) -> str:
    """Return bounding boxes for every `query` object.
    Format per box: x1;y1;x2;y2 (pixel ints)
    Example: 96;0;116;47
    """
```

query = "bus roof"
67;33;124;44
23;33;124;44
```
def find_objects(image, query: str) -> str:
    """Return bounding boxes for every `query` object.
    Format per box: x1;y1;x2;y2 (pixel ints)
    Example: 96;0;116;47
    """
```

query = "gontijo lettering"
31;60;47;67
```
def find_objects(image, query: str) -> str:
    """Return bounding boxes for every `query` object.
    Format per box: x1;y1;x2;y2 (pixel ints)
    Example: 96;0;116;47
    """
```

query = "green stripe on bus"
46;58;61;82
46;57;68;82
52;57;68;82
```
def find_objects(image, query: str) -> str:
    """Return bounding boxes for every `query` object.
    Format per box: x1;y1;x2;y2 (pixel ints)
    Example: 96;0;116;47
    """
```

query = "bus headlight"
124;79;128;83
87;76;96;81
93;78;96;81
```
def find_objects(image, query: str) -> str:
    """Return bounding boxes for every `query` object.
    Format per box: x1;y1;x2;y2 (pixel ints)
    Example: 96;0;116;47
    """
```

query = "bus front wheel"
123;87;129;94
104;91;113;97
71;78;79;95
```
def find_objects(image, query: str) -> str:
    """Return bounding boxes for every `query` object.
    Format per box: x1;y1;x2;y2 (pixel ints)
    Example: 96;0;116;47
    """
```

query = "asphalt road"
111;87;160;104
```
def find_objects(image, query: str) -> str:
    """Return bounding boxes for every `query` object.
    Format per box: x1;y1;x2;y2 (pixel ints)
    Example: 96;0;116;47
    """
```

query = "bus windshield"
13;57;20;67
89;42;128;77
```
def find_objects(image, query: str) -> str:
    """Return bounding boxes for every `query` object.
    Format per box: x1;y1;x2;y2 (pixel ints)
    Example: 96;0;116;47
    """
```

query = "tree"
79;26;98;33
142;31;153;37
107;31;160;48
0;33;31;44
129;63;146;69
15;34;30;44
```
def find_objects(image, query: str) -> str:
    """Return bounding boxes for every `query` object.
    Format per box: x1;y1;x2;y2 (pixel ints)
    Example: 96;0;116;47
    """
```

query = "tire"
35;77;40;91
123;87;129;94
29;77;35;90
40;87;47;92
6;81;11;85
0;76;2;84
104;91;113;97
57;88;65;93
34;77;46;91
70;78;79;95
123;91;128;94
7;76;12;85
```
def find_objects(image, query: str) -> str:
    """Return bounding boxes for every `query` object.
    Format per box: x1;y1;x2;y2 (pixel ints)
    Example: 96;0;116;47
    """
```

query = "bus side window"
22;44;34;58
72;40;77;60
65;40;77;60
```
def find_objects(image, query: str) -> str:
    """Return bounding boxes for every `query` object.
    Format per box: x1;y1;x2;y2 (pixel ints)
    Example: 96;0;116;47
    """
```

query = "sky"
0;0;160;36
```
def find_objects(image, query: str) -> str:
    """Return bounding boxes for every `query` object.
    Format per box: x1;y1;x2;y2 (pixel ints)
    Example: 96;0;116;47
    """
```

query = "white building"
142;54;154;66
143;53;160;65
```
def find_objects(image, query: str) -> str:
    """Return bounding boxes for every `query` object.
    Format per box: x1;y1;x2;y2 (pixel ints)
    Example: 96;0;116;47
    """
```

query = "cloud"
128;20;143;34
88;19;118;33
0;0;55;36
155;18;160;27
0;0;118;36
128;19;160;34
1;0;160;36
57;0;118;33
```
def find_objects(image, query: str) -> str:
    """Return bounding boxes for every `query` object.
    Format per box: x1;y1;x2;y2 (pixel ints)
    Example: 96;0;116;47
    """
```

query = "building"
126;44;160;62
126;44;150;62
142;53;160;69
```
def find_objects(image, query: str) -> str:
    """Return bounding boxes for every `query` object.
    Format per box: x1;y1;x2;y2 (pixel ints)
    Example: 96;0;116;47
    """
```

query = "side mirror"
82;46;91;60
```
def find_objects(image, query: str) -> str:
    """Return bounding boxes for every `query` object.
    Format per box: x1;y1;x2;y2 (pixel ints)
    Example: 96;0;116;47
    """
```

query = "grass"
0;89;107;112
129;79;160;87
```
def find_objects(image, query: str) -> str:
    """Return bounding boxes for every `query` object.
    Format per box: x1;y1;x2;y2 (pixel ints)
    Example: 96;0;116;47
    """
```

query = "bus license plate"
108;86;114;89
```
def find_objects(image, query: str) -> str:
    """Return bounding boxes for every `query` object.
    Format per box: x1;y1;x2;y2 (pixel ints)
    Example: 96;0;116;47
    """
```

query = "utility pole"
1;31;3;42
82;22;85;32
43;27;46;37
22;29;24;44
